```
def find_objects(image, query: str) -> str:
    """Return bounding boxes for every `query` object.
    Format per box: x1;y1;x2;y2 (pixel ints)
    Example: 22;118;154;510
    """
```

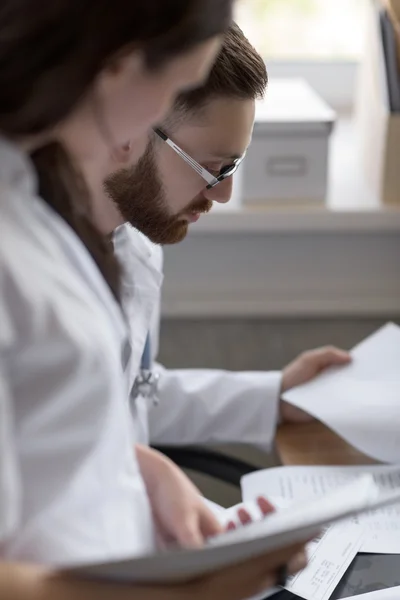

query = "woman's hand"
136;446;277;549
133;445;309;600
135;444;223;548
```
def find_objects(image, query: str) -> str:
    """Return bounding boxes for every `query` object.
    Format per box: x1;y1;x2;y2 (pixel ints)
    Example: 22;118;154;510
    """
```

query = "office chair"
152;445;258;488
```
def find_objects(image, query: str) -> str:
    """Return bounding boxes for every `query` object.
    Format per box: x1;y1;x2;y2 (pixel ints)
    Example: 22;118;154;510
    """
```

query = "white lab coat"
114;224;282;448
0;138;155;565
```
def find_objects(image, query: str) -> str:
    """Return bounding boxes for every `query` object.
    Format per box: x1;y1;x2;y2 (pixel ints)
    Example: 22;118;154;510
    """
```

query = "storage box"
243;78;335;206
356;0;400;206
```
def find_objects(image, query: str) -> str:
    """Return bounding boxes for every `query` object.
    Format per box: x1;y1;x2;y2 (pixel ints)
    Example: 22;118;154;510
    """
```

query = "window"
235;0;367;61
235;0;368;110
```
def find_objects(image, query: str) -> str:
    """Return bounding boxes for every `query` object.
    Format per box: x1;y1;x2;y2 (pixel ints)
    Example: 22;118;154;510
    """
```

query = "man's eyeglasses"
153;128;246;189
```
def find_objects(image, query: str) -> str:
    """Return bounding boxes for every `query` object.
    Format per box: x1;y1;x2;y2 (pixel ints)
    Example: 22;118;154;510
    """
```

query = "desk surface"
276;421;377;466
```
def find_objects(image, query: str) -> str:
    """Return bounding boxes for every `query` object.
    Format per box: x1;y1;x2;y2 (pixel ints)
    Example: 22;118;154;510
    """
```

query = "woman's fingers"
224;496;276;530
237;508;252;525
257;496;275;516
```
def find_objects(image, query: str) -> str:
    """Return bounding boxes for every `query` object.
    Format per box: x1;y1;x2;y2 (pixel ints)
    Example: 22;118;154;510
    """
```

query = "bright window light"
235;0;367;61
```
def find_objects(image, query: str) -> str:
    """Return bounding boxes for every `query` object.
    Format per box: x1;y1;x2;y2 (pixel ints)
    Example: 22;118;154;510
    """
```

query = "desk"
274;421;399;599
276;421;377;466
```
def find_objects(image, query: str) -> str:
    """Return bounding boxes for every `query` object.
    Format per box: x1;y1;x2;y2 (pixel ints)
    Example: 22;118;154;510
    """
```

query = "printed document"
242;465;400;553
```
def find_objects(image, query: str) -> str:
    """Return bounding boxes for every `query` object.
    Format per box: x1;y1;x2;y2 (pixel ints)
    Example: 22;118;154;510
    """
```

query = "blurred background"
236;0;365;60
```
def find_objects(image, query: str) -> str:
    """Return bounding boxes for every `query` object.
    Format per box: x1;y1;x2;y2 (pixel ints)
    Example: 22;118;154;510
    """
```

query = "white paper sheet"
202;497;227;517
285;520;364;600
282;322;400;463
342;585;400;599
242;465;400;553
204;500;364;600
68;475;400;584
243;524;364;600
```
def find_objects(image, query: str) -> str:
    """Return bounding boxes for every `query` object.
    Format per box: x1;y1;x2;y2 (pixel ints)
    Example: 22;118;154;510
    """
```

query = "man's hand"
280;346;351;423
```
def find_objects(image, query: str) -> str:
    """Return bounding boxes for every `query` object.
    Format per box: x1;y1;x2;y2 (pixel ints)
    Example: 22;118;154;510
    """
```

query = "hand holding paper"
67;473;400;584
280;345;351;423
282;323;400;462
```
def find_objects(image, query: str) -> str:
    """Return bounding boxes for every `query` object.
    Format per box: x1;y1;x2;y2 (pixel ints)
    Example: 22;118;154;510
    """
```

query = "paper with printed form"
194;499;363;600
218;499;364;599
284;520;364;600
243;523;364;600
242;465;400;554
282;322;400;463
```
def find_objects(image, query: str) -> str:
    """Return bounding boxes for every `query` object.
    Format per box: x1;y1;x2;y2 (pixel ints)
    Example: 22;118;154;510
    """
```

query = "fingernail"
257;496;275;514
238;508;252;525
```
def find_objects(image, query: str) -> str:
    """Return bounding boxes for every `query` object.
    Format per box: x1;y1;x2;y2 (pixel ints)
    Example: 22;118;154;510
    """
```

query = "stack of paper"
282;322;400;463
242;465;400;554
66;474;400;585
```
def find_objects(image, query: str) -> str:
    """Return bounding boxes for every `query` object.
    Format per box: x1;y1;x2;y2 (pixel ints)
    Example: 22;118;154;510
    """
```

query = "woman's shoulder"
0;187;119;351
0;184;72;286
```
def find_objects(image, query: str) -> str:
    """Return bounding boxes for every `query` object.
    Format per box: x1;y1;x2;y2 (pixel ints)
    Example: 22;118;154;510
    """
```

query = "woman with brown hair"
0;1;308;598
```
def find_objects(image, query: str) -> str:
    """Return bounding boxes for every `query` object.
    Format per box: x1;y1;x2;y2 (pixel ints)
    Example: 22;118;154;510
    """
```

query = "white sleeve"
148;364;282;448
0;371;20;545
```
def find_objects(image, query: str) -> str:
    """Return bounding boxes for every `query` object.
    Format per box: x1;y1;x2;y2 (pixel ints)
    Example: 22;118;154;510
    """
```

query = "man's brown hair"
173;22;268;116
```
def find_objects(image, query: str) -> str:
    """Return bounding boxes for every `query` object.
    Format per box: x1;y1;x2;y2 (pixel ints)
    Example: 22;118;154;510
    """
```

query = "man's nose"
203;176;233;204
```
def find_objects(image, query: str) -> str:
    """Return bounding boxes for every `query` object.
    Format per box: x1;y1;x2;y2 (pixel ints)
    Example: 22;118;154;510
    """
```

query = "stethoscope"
131;334;159;405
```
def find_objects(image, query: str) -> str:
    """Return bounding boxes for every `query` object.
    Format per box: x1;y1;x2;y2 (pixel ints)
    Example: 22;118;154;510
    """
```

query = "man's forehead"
192;123;253;160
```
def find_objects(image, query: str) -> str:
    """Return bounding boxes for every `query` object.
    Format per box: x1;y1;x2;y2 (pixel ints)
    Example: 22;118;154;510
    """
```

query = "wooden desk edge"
276;421;378;466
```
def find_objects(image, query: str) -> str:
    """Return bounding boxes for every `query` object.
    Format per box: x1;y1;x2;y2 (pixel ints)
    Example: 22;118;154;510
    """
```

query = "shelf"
189;117;400;236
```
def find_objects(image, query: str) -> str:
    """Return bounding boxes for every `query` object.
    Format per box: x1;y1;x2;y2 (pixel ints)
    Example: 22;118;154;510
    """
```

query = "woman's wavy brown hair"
0;0;233;300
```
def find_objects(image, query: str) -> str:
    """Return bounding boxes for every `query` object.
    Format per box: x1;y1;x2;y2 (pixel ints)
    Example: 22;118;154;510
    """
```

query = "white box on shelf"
243;78;336;206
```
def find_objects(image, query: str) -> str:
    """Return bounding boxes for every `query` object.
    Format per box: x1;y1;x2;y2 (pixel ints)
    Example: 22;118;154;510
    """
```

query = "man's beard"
104;143;212;245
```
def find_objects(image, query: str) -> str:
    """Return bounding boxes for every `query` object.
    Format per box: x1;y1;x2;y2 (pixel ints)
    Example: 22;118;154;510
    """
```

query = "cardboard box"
356;0;400;206
243;78;335;206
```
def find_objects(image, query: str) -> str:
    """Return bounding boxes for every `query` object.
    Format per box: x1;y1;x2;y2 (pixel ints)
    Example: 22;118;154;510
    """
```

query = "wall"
159;317;400;371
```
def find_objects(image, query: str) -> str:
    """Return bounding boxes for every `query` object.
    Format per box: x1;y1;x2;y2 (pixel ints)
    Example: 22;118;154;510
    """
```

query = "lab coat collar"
113;224;163;391
113;224;163;290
